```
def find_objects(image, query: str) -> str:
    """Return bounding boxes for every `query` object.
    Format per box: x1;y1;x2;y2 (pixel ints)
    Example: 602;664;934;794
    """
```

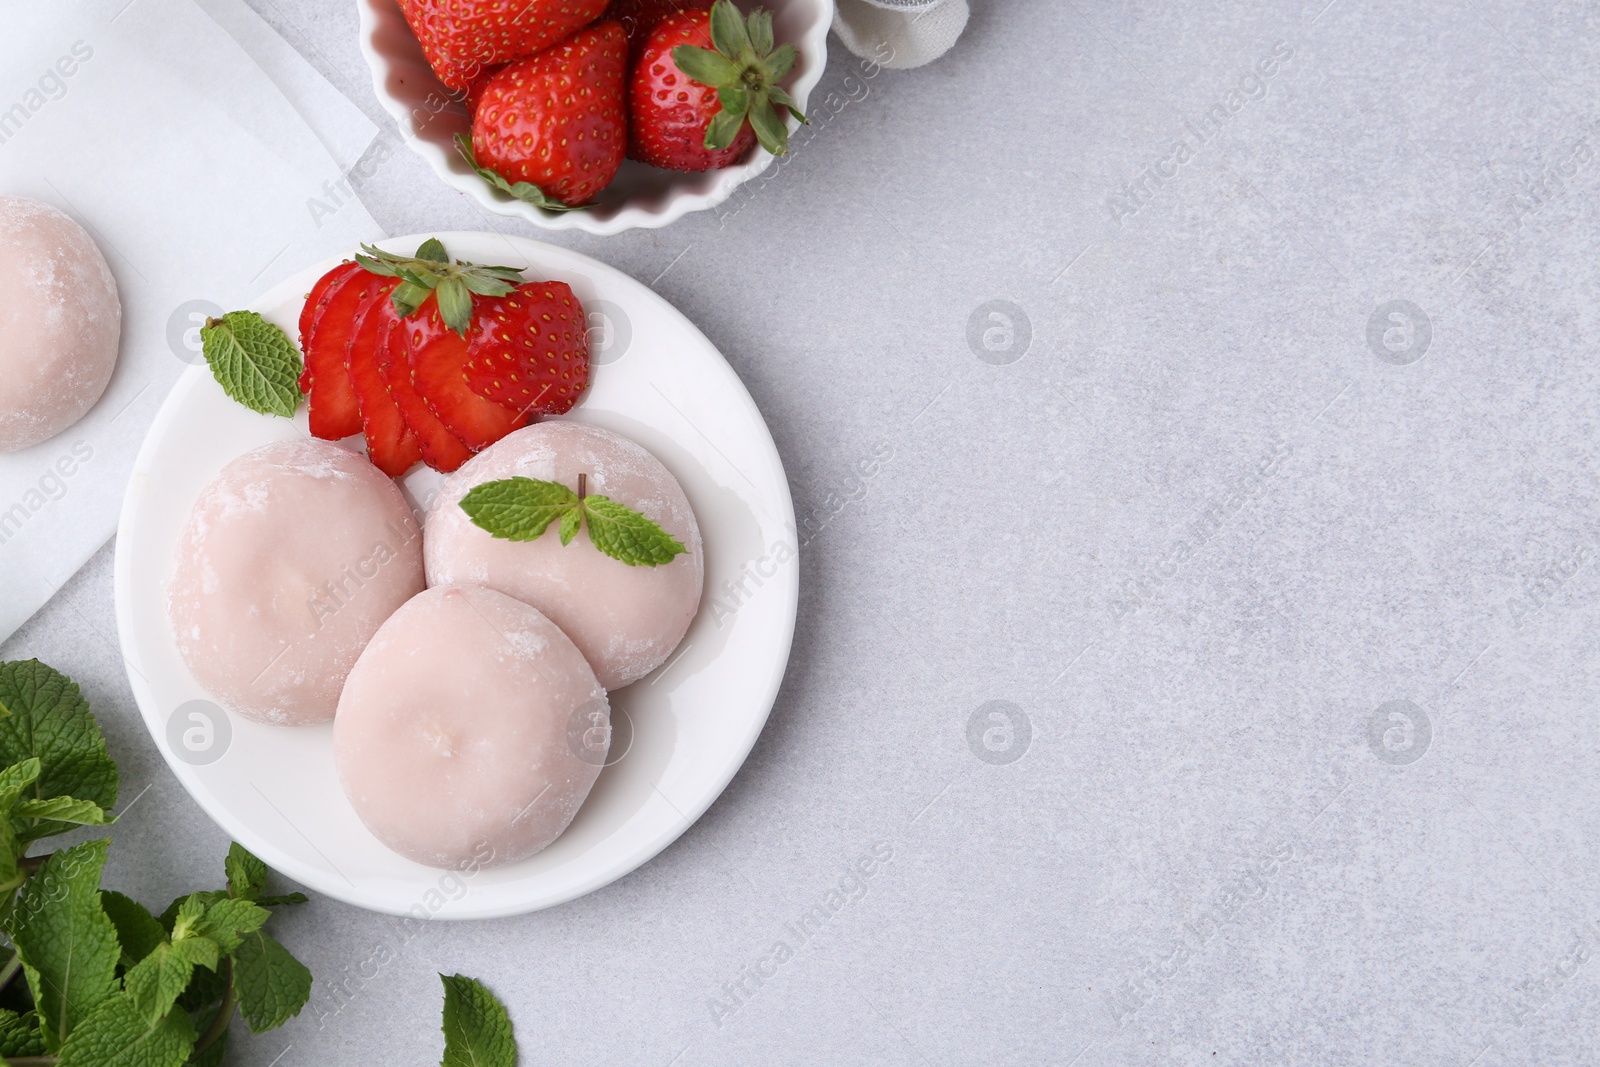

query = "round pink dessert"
0;197;120;453
334;584;609;869
424;422;704;689
167;439;424;726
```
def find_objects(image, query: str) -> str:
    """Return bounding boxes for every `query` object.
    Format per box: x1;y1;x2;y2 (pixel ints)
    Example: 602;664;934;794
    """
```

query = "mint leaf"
0;1008;45;1058
200;310;302;418
256;893;309;907
15;795;112;826
455;134;585;213
440;974;516;1067
0;757;41;888
224;842;268;902
460;478;579;542
11;840;121;1051
55;993;196;1067
101;891;166;968
582;497;690;566
0;757;41;794
558;506;581;546
125;937;219;1026
232;929;312;1034
158;891;226;932
460;478;689;567
0;661;118;841
170;895;206;941
195;897;269;953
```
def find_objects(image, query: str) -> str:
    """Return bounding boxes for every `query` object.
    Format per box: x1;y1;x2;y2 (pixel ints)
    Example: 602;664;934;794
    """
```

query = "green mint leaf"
11;840;120;1051
0;661;118;842
124;938;219;1026
55;993;196;1067
558;506;581;546
225;843;268;902
440;974;516;1067
256;893;309;908
582;497;690;567
672;44;740;87
100;891;167;969
157;890;226;932
0;757;41;794
199;310;302;418
170;895;207;942
0;1008;46;1058
15;795;112;827
232;929;312;1034
0;758;41;888
460;478;580;542
455;134;585;213
195;897;269;954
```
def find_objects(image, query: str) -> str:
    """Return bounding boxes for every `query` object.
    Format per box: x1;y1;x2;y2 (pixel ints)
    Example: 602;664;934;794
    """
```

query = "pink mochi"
167;439;424;725
424;422;704;689
0;197;120;453
334;584;609;869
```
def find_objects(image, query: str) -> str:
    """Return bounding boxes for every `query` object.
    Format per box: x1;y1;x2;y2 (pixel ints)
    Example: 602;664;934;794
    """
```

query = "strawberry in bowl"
357;0;832;232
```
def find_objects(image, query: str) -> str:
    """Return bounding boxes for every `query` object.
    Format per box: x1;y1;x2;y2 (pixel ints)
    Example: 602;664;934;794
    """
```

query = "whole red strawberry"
398;0;608;93
467;21;628;208
630;0;805;172
604;0;710;60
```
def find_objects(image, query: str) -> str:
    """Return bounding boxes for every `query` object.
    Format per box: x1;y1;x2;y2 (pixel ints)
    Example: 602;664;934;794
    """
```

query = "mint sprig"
440;974;515;1067
459;474;689;567
0;659;314;1065
199;311;302;418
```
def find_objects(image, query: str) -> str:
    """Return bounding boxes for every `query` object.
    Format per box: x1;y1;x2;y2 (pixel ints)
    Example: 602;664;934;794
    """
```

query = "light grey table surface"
7;0;1600;1063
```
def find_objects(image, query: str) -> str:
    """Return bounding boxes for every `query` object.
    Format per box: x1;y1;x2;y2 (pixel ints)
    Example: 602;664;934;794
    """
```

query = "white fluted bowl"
356;0;833;235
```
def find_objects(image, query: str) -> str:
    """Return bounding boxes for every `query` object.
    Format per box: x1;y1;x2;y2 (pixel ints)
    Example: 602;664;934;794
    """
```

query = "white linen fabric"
0;0;379;644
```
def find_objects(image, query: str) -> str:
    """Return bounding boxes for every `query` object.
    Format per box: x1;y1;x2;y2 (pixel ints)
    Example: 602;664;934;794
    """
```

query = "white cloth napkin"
832;0;969;69
0;0;379;644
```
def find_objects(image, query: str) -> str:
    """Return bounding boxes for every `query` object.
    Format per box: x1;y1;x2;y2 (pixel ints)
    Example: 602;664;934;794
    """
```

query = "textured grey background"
6;0;1600;1063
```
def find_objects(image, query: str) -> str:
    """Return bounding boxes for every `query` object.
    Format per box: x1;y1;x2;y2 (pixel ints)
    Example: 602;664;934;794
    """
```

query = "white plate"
356;0;833;235
114;232;798;918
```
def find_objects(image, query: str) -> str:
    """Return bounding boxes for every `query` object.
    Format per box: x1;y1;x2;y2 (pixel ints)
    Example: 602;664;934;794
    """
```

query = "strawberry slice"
297;261;350;391
398;302;528;452
376;310;475;472
345;277;422;478
298;262;368;440
463;280;589;416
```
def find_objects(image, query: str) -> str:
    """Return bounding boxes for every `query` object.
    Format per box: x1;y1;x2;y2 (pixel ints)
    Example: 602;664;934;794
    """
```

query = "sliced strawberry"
463;280;590;416
399;302;528;452
376;311;475;472
345;278;423;478
297;261;353;391
299;263;368;440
